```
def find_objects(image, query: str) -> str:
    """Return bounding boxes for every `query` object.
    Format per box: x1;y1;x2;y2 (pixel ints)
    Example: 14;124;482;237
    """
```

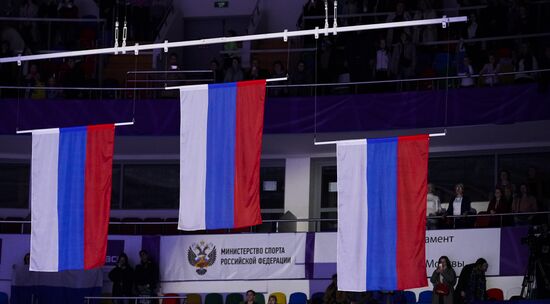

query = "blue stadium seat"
403;291;416;304
418;290;432;304
0;292;8;304
288;292;307;304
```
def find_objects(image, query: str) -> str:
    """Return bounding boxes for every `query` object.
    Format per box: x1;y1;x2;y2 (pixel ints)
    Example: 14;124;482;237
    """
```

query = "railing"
1;211;547;234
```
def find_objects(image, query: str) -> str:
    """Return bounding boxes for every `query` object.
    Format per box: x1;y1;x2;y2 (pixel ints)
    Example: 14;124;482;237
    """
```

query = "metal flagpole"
15;121;135;134
0;17;467;65
313;130;447;146
164;77;288;90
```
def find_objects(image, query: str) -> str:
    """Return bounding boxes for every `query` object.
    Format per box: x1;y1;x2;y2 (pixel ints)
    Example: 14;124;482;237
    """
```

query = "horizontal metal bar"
0;17;467;64
314;130;447;145
164;77;287;90
15;121;134;134
220;47;317;55
1;211;546;225
126;79;214;83
127;70;212;74
302;5;488;19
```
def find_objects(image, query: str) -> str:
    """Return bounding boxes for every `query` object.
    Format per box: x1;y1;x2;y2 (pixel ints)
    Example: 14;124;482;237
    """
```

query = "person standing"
135;250;159;299
430;256;456;304
455;258;488;304
109;253;134;303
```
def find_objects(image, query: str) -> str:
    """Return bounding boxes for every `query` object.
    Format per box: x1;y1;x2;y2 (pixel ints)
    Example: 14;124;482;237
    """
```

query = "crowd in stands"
426;166;546;229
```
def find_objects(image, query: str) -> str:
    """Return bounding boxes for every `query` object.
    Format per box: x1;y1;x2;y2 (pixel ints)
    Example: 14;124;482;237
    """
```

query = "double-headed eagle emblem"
188;241;217;275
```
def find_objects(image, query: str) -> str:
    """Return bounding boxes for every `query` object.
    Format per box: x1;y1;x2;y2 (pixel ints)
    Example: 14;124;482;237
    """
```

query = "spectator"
413;0;437;44
527;167;544;208
496;170;515;194
290;60;312;96
465;14;478;40
385;1;411;47
245;290;258;304
210;59;224;83
248;58;268;80
390;32;415;80
134;250;159;297
108;253;134;303
223;30;239;69
486;187;511;226
466;259;488;303
324;274;348;304
374;39;390;81
47;74;62;99
430;256;456;304
458;57;474;88
539;46;550;92
513;183;538;214
455;258;488;304
446;183;474;228
479;54;500;87
224;57;244;83
427;183;442;229
268;295;277;304
269;60;287;97
18;0;39;50
514;43;538;83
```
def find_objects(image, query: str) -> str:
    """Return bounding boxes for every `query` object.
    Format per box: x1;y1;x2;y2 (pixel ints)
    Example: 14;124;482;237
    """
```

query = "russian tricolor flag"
178;80;265;230
30;124;115;272
337;135;429;291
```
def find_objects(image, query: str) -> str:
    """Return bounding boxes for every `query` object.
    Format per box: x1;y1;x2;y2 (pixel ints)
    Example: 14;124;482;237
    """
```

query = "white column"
284;157;311;231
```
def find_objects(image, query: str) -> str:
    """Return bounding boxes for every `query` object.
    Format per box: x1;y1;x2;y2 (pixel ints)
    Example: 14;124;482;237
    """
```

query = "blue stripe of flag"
366;137;398;290
205;83;237;229
57;127;87;271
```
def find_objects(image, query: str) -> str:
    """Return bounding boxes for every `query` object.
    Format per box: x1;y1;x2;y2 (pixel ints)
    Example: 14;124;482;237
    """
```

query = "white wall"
284;158;311;231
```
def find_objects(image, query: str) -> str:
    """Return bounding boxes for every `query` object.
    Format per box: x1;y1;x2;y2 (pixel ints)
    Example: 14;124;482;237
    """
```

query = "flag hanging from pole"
178;80;265;231
337;135;429;291
30;124;115;272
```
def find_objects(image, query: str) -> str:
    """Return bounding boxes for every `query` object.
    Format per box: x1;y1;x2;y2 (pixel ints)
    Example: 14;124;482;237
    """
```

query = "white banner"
314;228;501;276
160;233;306;281
425;228;500;276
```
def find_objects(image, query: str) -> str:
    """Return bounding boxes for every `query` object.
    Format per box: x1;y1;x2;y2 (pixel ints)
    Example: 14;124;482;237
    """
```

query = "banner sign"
314;228;502;277
425;228;501;276
160;233;306;281
105;240;125;266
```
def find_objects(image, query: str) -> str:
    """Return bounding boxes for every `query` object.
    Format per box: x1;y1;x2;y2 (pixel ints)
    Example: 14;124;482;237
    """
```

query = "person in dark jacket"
455;258;488;304
108;253;134;303
446;183;474;228
135;250;159;297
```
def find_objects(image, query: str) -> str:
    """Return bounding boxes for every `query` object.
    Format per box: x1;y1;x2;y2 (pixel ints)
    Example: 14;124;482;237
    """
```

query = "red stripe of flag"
233;80;265;228
396;134;429;289
83;124;115;269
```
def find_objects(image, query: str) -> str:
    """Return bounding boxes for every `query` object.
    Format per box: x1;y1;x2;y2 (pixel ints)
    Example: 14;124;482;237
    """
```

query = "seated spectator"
458;57;475;88
224;57;244;83
430;256;456;304
267;295;277;304
324;274;348;304
487;187;511;226
108;253;134;302
446;183;475;228
479;55;501;87
427;183;441;229
245;290;258;304
135;250;159;297
514;43;538;84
